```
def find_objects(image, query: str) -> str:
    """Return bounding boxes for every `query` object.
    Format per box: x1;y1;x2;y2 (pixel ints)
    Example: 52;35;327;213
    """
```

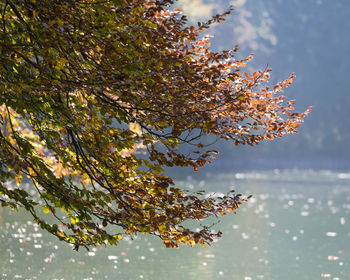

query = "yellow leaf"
188;240;195;247
57;232;65;238
15;176;22;186
71;216;79;225
43;205;50;214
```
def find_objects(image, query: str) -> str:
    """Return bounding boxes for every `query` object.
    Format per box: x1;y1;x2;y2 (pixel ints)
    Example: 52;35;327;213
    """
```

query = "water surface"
1;169;349;279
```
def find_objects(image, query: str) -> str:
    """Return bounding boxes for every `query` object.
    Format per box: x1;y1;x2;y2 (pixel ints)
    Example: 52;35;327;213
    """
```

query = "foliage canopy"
0;0;311;250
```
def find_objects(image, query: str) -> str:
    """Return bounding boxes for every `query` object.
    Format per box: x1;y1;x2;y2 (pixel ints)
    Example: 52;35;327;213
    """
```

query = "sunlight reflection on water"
1;169;350;280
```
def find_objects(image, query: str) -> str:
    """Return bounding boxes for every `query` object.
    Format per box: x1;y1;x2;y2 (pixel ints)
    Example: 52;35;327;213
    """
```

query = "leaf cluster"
0;0;311;249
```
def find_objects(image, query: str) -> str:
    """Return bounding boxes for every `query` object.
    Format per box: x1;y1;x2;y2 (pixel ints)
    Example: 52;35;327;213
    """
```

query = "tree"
0;0;311;250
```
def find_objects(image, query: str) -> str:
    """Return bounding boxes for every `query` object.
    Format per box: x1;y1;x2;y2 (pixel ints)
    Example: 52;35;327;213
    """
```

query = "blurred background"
178;0;350;170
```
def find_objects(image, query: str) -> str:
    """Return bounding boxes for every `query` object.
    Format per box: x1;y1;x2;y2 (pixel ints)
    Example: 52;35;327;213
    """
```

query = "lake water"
1;169;350;279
